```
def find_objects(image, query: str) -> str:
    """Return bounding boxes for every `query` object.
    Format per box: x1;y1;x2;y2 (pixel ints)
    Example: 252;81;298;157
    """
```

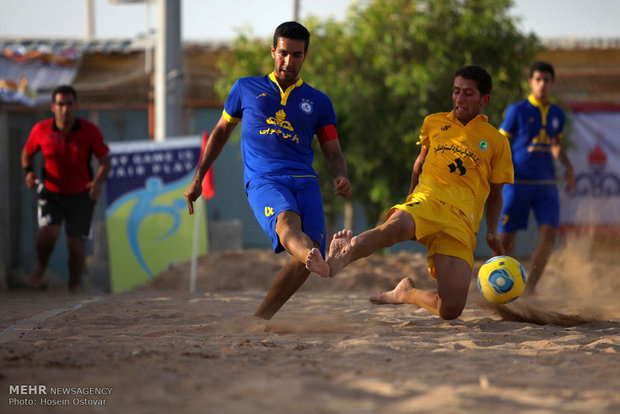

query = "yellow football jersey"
415;111;514;233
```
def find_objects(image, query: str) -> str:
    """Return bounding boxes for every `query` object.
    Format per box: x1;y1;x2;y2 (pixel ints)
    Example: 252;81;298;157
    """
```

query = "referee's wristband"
23;166;34;176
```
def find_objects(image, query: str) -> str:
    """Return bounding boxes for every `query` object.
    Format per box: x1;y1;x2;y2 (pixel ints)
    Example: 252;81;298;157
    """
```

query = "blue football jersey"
223;73;337;185
499;94;564;183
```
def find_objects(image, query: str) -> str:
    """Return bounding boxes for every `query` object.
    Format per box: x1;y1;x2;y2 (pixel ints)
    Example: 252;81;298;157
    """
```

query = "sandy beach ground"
1;236;619;413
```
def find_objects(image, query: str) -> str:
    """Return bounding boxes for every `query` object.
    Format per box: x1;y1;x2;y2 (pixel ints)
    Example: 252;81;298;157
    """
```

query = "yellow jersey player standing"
307;65;513;320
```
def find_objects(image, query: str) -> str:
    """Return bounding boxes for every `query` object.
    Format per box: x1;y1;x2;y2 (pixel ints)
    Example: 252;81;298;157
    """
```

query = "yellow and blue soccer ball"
477;256;527;304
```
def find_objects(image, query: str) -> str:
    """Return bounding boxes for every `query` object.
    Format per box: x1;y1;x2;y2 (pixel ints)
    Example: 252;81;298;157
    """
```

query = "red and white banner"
560;109;620;226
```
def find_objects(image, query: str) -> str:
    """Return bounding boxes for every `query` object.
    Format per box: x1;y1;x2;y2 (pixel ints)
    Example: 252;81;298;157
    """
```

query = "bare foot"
325;230;354;278
369;277;416;305
27;266;45;289
305;247;331;278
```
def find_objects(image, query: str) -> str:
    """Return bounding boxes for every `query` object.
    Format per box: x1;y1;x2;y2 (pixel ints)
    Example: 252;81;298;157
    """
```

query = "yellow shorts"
387;193;476;278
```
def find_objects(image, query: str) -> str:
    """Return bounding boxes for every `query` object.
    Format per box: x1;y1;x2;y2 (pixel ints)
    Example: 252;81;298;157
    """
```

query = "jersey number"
448;158;466;175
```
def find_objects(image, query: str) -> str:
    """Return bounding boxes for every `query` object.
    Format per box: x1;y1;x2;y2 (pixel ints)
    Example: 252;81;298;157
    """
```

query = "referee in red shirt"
21;85;111;292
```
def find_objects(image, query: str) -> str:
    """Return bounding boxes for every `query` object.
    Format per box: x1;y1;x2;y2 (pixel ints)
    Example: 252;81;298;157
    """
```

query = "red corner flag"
200;131;215;199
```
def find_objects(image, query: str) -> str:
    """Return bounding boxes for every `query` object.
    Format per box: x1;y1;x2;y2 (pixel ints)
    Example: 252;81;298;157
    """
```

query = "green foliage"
216;0;541;225
214;28;273;110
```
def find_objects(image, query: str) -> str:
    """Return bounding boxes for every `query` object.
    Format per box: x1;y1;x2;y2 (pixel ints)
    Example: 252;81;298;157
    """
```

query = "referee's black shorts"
37;187;96;239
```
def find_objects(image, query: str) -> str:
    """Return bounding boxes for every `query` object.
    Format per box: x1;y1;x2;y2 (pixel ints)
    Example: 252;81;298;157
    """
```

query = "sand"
1;236;619;413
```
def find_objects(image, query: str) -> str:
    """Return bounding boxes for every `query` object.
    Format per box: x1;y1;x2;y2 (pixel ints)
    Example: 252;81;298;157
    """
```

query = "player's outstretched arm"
408;146;428;195
333;176;351;198
319;138;351;198
551;136;575;193
21;149;38;189
485;182;506;256
88;153;111;200
185;117;237;214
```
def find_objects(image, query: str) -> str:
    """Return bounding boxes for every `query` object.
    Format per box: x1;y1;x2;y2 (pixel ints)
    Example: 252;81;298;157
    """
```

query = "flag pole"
189;195;202;293
189;130;213;292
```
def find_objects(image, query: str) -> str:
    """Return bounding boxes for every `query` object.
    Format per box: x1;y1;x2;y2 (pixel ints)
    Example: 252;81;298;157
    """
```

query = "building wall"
540;42;620;104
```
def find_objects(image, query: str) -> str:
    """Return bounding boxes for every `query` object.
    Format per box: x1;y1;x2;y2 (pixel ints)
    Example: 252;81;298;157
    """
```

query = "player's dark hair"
529;61;555;80
273;21;310;51
51;85;77;103
454;65;492;96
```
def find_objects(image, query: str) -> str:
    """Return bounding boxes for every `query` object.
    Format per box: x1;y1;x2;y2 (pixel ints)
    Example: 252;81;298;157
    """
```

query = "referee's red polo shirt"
24;118;110;195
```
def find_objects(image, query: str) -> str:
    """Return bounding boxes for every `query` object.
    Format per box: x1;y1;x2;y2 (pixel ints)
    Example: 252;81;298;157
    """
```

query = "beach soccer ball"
477;256;527;304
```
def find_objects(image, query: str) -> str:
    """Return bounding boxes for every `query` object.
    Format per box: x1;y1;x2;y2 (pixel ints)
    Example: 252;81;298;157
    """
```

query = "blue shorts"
246;175;327;256
499;183;559;232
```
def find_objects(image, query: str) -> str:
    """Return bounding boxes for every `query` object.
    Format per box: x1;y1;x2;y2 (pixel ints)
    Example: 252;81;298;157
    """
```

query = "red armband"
317;124;338;143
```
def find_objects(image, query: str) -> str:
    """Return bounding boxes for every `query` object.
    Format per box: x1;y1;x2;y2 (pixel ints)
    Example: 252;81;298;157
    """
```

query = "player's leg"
305;230;350;278
255;210;322;319
525;185;560;295
248;176;323;263
28;189;63;288
369;254;471;320
350;209;416;261
498;183;530;255
66;237;87;293
525;225;556;295
250;177;321;319
432;254;472;319
28;225;61;288
275;210;315;264
369;277;424;305
498;231;517;255
306;209;415;277
254;252;311;320
64;191;95;293
370;200;474;319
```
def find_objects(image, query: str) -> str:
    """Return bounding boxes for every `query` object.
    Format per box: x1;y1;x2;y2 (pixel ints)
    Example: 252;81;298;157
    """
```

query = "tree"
216;0;540;230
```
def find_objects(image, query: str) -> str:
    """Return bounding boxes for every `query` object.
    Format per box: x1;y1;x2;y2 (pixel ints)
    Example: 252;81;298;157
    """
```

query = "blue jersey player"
498;61;574;295
185;22;351;319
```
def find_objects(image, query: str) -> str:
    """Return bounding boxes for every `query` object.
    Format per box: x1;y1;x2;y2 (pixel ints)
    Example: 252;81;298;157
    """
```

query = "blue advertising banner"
105;137;207;292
